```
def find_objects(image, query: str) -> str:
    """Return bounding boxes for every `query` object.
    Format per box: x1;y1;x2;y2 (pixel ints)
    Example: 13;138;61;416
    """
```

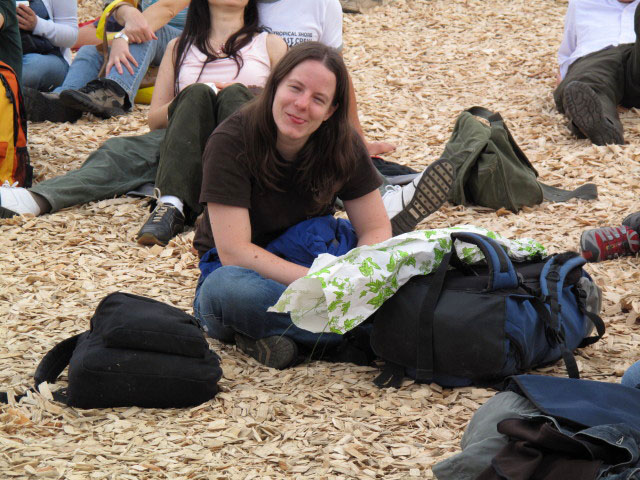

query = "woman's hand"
120;6;157;43
107;38;138;75
16;4;38;31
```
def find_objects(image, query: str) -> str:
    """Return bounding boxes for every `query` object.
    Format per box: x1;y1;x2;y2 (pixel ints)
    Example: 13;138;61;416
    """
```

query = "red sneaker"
580;225;640;262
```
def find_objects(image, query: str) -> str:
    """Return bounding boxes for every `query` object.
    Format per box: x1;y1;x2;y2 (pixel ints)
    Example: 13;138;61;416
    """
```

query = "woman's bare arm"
209;203;309;286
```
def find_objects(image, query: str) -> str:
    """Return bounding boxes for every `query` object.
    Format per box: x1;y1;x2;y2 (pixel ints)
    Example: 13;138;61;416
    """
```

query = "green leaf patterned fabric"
268;225;546;335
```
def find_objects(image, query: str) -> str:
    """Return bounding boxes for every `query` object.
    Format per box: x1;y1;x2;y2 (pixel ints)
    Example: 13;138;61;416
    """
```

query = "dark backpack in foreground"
370;232;605;388
22;292;222;408
442;107;597;212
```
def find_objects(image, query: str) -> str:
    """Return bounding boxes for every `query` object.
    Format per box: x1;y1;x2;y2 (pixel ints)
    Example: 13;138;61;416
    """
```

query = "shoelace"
151;204;171;223
1;181;18;188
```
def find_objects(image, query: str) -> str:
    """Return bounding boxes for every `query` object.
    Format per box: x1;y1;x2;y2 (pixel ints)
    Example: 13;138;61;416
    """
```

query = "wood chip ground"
2;0;639;478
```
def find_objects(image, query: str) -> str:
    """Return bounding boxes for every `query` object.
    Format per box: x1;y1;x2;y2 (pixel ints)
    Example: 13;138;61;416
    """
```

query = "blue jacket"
199;215;358;279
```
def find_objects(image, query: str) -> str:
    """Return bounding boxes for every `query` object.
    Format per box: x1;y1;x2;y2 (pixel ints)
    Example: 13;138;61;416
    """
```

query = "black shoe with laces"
23;87;82;123
234;333;299;369
59;79;128;118
136;203;185;246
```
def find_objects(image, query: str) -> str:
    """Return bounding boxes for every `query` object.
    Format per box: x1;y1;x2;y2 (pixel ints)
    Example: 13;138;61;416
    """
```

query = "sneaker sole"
563;81;624;146
235;334;298;370
390;158;456;236
136;232;169;247
59;90;125;119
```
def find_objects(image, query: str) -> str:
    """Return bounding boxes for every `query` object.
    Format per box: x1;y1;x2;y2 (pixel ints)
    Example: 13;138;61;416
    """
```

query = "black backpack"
370;232;605;388
4;292;222;408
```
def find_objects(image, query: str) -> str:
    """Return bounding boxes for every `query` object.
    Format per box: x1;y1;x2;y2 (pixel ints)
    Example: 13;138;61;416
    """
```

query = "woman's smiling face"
272;59;338;157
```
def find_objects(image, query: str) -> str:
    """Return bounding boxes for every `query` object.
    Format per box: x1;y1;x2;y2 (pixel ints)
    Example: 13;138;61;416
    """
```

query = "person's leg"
22;53;69;92
382;157;456;235
23;45;105;122
554;47;625;145
621;6;640;108
25;129;165;213
194;266;344;364
53;45;104;93
59;25;182;117
137;83;254;246
107;25;181;105
622;360;640;389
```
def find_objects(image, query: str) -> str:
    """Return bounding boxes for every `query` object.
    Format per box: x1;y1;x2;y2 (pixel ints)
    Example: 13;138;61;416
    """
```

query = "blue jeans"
623;361;640;389
22;53;69;91
53;24;181;105
193;266;344;350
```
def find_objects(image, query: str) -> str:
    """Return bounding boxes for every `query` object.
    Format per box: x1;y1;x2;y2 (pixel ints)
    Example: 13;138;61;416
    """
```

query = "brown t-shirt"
193;110;382;258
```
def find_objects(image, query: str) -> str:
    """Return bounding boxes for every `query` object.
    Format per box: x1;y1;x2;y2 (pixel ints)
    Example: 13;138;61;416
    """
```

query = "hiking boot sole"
562;81;624;146
23;87;82;123
235;334;298;369
390;158;455;236
59;89;125;119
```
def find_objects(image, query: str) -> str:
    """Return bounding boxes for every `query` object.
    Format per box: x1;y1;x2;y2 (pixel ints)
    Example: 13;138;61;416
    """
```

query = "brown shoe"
59;79;128;118
23;87;82;123
562;81;624;145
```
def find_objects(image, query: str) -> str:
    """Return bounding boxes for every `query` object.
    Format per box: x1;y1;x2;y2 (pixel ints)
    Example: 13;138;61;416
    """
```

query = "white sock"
0;186;41;215
159;195;184;214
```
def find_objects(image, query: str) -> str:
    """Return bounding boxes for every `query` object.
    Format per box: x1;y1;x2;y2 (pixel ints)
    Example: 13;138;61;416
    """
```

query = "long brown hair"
172;0;261;95
243;42;364;213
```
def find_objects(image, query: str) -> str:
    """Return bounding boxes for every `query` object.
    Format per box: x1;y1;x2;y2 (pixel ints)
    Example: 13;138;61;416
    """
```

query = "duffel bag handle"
450;232;519;291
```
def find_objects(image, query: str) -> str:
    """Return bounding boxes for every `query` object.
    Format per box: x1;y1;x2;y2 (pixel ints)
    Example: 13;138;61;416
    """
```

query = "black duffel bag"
6;292;222;409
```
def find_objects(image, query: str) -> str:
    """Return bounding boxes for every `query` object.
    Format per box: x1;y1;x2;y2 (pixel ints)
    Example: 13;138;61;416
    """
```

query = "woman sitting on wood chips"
193;42;393;369
136;0;288;245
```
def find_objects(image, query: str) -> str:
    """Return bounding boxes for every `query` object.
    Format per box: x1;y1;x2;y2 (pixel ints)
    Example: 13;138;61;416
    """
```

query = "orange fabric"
0;61;32;187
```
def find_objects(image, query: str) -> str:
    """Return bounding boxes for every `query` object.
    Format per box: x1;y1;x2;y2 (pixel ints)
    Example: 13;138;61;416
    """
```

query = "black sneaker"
562;81;624;145
136;203;185;246
234;333;298;369
23;87;82;123
59;79;128;118
623;211;640;234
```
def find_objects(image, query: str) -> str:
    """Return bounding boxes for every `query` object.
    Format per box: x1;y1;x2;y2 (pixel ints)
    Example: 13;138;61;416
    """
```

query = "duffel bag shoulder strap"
0;333;81;404
374;247;454;388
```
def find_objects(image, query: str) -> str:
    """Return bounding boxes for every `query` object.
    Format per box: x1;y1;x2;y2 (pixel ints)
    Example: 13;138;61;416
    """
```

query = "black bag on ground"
370;232;605;389
442;107;598;211
23;292;222;408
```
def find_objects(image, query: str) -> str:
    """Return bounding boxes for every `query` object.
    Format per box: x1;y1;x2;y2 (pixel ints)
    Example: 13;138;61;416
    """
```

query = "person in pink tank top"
135;0;286;246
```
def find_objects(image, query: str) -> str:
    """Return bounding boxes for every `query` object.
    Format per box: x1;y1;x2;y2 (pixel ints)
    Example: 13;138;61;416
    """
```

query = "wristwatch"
114;31;130;43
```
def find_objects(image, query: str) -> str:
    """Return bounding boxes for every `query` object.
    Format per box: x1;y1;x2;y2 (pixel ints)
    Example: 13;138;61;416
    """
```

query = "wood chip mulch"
1;0;639;478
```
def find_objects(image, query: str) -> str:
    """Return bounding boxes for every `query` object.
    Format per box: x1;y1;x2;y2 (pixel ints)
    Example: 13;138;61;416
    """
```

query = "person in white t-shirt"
554;0;640;145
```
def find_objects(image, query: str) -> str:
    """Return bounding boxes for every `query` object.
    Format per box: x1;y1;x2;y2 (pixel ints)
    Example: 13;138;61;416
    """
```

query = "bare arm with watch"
107;0;189;76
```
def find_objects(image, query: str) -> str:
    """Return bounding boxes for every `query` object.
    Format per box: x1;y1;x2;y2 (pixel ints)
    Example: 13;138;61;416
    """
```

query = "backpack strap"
450;232;519;291
539;254;605;378
0;334;80;404
34;333;81;385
